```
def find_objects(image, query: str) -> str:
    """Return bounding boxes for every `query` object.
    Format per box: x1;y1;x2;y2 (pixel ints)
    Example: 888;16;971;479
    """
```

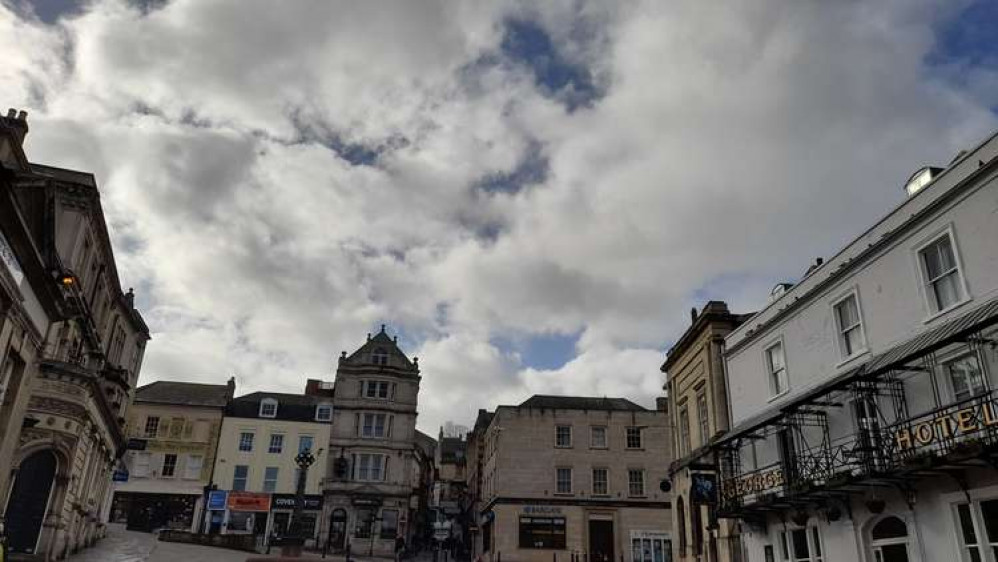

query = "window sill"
625;447;644;451
552;493;574;497
835;349;870;369
554;445;573;449
923;296;973;325
627;495;648;499
766;390;790;403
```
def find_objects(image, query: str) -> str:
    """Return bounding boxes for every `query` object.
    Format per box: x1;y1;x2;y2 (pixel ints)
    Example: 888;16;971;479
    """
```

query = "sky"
3;0;998;434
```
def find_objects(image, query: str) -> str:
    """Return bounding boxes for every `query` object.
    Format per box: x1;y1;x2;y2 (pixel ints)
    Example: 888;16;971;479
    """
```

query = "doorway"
869;516;910;562
589;519;614;562
329;509;347;551
7;450;57;554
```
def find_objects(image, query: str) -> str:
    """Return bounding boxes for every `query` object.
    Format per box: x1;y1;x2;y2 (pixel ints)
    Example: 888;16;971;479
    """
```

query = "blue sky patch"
493;330;581;371
928;0;998;69
474;139;549;194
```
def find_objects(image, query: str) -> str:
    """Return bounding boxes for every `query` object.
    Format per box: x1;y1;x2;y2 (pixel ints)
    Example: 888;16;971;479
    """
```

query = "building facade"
475;395;673;562
110;380;234;532
662;302;751;562
433;429;468;549
207;389;333;546
1;109;150;559
712;131;998;562
320;326;424;556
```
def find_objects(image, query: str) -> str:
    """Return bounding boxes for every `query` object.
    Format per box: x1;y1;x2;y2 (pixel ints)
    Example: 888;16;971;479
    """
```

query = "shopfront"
110;492;199;532
225;491;271;535
270;494;323;545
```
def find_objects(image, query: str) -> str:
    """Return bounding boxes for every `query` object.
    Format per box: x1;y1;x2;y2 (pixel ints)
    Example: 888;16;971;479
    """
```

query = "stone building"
661;302;751;562
711;131;998;562
110;379;234;532
320;326;424;556
208;388;333;546
472;395;673;562
464;409;494;561
0;109;150;559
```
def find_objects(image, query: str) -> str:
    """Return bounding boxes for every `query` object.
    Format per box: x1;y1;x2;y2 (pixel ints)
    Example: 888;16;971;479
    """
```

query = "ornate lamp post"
281;447;323;557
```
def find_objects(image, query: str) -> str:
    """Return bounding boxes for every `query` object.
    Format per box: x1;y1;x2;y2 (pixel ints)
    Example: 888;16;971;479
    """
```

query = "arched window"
677;496;687;555
870;516;910;562
372;348;388;366
259;398;278;418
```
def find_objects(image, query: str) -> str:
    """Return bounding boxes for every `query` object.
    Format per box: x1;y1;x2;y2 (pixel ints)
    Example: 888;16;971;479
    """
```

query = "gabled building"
661;301;752;562
110;379;234;532
320;325;423;556
0;108;150;559
711;131;998;562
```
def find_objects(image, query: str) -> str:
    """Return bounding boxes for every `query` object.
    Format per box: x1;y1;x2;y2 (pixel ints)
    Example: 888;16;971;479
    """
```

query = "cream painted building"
474;395;673;562
662;302;751;562
209;390;333;545
111;380;234;532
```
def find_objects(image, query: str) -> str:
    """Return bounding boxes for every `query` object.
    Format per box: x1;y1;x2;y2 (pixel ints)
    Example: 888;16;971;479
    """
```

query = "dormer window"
316;404;333;422
372;348;388;366
259;398;278;418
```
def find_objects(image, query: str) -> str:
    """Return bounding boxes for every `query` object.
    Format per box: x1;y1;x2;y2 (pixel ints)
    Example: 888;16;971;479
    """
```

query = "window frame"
144;416;160;438
357;453;386;482
362;413;388;438
914;226;971;320
263;466;279;493
590;426;608;449
161;453;178;478
777;526;824;562
696;390;710;447
238;432;255;452
259;398;278;418
268;433;284;454
592;467;609;496
299;435;315;453
831;289;869;362
940;350;990;404
627;468;645;497
765;339;790;398
555;425;572;448
678;406;691;457
232;465;249;491
364;380;390;399
184;454;203;480
316;404;333;422
626;426;643;450
555;467;573;495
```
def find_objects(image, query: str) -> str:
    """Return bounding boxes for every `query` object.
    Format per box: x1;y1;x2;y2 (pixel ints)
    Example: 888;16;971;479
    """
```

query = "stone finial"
380;324;386;333
367;333;371;341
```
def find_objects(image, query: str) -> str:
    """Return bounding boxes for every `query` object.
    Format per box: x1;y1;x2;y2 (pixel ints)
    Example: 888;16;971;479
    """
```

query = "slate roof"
517;395;649;412
340;326;418;371
135;381;231;408
225;391;331;423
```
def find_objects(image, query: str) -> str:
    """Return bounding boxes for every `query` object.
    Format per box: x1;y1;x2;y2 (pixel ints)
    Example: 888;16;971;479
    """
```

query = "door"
329;509;347;550
7;450;57;553
589;520;614;562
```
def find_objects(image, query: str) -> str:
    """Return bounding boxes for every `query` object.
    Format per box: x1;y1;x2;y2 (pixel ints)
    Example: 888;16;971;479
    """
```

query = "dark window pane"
980;500;998;542
871;517;908;540
792;529;809;558
959;504;979;545
969;548;982;562
811;527;822;556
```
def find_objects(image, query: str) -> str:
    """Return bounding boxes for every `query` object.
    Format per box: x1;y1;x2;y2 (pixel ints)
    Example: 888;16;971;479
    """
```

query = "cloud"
4;0;998;433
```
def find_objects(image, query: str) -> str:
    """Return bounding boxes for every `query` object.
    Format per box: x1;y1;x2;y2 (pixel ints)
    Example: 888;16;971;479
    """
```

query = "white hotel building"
712;129;998;562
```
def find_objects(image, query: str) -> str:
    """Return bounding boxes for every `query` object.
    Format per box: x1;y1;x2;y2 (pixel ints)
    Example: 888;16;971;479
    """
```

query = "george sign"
522;506;562;515
722;467;784;501
227;491;271;512
112;469;129;482
894;400;998;452
690;473;718;505
126;438;147;451
271;494;323;510
208;490;228;510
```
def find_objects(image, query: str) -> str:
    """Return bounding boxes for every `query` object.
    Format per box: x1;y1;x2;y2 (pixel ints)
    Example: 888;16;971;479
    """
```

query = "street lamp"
281;447;323;557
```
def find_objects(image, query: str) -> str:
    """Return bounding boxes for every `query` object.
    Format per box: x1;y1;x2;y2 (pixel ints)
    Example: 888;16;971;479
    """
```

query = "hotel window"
945;353;988;402
556;425;572;448
233;465;249;491
556;468;572;494
184;455;203;480
697;390;710;446
362;413;387;438
357;453;386;481
299;435;315;453
591;426;608;448
519;516;567;549
834;293;867;358
161;454;177;477
628;469;645;496
919;232;966;313
259;398;278;418
778;527;823;562
626;426;643;449
239;432;254;452
316;404;333;421
592;468;609;496
144;416;160;438
364;380;390;399
679;406;691;457
766;341;789;396
263;467;279;492
269;434;284;454
955;500;998;562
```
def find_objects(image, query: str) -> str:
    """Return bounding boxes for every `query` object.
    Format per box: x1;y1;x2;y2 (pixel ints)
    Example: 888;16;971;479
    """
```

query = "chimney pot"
6;109;15;118
17;110;27;121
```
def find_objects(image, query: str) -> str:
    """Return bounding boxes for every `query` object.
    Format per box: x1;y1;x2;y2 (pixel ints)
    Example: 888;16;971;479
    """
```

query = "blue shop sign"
207;490;228;510
112;469;129;482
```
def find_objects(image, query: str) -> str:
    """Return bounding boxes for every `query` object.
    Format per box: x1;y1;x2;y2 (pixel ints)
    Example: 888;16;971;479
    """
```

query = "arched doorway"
329;509;348;551
870;516;910;562
7;450;57;554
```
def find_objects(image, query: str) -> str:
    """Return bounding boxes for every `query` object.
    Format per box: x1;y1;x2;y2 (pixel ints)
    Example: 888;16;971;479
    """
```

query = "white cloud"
4;0;997;433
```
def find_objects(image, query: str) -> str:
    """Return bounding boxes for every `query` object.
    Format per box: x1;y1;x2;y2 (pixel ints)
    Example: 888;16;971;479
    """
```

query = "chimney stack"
225;376;236;400
2;107;29;146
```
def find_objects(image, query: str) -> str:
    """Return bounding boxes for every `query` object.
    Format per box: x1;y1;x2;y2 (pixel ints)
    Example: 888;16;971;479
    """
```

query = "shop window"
518;516;566;549
380;509;399;539
355;507;375;538
631;534;671;562
955;500;998;562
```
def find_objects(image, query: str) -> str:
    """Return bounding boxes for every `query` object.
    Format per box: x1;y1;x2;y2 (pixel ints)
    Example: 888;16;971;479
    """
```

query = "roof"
516;395;649;412
225;391;331;423
415;430;437;458
135;381;232;408
339;326;418;372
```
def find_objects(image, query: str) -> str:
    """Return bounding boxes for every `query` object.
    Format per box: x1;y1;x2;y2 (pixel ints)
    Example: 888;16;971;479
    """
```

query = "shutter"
351;454;357;480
